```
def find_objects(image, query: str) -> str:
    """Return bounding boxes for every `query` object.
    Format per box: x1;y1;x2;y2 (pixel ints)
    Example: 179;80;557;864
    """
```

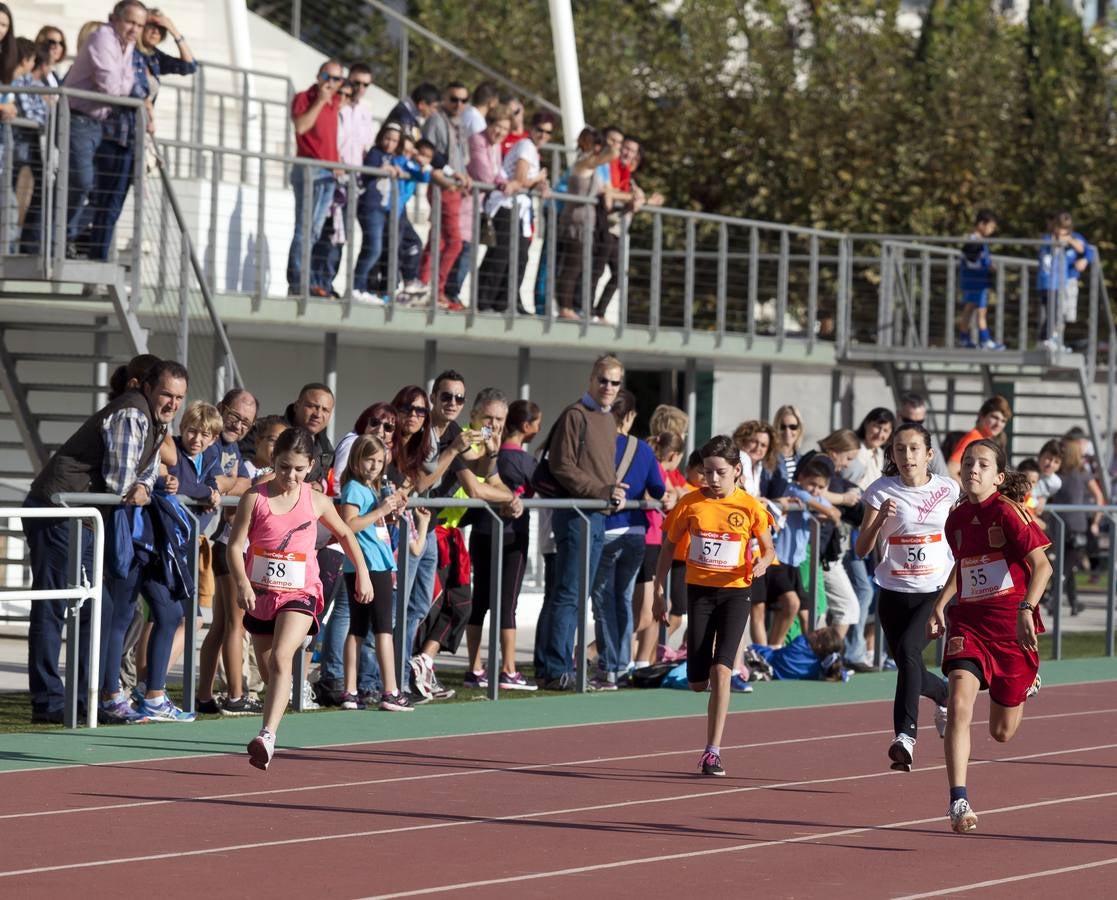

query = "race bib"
887;533;947;578
250;548;307;591
959;552;1013;601
689;530;742;570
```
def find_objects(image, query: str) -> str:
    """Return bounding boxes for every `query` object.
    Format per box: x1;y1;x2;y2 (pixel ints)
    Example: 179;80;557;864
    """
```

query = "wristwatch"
1018;601;1036;612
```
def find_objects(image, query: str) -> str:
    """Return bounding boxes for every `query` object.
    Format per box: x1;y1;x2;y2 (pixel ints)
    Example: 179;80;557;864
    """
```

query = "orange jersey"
665;486;773;588
672;481;703;561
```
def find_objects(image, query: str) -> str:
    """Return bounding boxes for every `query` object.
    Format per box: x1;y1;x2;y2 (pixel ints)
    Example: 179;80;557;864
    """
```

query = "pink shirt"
66;24;135;120
468;132;505;187
246;483;323;609
338;102;376;167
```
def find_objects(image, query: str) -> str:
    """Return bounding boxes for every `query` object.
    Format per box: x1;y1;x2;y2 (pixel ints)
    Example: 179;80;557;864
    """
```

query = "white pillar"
547;0;585;152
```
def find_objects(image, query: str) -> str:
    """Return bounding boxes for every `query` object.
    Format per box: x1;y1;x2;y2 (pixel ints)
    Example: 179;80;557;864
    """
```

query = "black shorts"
636;543;659;586
686;583;751;684
243;594;320;637
767;563;806;604
345;569;395;636
749;571;769;607
212;540;230;578
668;559;688;617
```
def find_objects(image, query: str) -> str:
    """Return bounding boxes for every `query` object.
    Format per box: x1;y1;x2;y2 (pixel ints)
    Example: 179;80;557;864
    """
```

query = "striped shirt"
101;408;162;495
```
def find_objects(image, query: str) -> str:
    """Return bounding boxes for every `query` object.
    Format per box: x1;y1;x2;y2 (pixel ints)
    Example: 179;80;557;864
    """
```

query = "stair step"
0;321;115;334
10;353;114;364
23;383;105;394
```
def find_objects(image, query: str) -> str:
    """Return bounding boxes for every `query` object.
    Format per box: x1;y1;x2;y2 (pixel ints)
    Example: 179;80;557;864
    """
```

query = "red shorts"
941;626;1039;708
243;589;323;637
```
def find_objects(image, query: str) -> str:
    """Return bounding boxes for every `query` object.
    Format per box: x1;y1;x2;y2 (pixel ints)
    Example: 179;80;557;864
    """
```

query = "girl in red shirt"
928;439;1052;834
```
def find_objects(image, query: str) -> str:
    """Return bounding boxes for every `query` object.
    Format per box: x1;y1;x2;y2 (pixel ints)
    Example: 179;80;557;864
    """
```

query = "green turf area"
0;657;1112;773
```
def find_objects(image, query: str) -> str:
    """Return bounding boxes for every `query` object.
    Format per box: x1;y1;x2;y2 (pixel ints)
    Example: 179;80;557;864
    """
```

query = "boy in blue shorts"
957;210;1001;350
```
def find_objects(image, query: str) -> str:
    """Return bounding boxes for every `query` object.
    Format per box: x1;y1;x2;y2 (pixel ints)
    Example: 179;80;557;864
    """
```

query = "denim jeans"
88;138;134;261
353;202;389;293
319;572;380;692
399;214;422;281
591;532;645;676
403;528;438;658
444;241;472;300
535;509;606;681
23;499;96;715
66;114;104;243
843;548;875;664
287;165;336;292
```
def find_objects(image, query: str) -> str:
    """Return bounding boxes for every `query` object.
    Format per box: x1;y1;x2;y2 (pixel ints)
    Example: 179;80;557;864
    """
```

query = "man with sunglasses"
534;355;629;690
287;59;344;296
415;82;473;310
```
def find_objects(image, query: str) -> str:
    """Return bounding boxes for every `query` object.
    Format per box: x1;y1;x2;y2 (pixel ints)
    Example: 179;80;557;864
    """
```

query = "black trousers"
877;587;948;738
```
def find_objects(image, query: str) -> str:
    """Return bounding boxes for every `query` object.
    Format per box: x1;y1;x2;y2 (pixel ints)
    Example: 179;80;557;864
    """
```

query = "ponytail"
998;470;1032;503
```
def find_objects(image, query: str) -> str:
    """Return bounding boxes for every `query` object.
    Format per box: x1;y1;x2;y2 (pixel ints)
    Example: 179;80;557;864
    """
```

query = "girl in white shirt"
856;423;959;773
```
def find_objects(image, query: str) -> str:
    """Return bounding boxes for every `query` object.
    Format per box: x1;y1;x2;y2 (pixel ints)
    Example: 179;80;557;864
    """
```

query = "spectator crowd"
20;348;1107;724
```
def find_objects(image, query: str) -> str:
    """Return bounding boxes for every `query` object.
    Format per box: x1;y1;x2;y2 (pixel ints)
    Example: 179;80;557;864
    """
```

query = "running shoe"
221;695;264;717
340;692;366;710
889;734;915;772
248;729;275;771
730;673;754;694
934;705;948;739
698;750;726;777
463;670;489;689
195;697;223;715
427;672;456;700
957;333;976;349
300;682;322;710
588;675;618;692
98;693;147;724
379;691;415;712
498;672;538;691
129;681;147;706
357;689;381;709
1025;673;1042;700
408;654;434;699
949;798;978;833
979;339;1006;351
139;695;196;723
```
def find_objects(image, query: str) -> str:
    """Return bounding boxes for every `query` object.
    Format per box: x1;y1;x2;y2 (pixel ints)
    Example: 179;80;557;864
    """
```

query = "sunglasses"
534;127;553;135
321;74;345;82
400;404;429;418
780;423;800;431
339;90;353;98
43;38;65;47
447;96;468;104
369;418;395;433
351;79;372;88
597;377;622;388
439;391;466;405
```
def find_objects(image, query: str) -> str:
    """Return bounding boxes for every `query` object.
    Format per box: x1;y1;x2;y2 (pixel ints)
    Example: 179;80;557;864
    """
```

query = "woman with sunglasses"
33;25;65;87
476;111;554;313
315;402;401;707
772;404;805;484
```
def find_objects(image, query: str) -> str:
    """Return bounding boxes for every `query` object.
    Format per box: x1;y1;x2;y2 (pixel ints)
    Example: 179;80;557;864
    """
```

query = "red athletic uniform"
942;492;1050;707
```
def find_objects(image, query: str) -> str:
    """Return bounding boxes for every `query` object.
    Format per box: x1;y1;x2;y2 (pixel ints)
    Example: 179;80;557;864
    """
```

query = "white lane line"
3;705;1114;822
361;790;1117;899
2;741;1114;879
893;856;1117;899
3;677;1112;776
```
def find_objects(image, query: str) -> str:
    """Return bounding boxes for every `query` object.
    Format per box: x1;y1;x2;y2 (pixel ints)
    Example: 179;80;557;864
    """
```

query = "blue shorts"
962;288;989;309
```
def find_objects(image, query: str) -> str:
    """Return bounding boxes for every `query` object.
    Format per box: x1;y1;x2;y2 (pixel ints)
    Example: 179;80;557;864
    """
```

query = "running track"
1;680;1115;898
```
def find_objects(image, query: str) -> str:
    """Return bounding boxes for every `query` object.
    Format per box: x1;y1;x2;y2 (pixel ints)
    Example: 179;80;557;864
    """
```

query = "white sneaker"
403;279;428;295
934;705;948;739
889;734;915;771
352;290;386;306
248;729;275;771
408;654;434;699
949;798;978;833
979;339;1005;351
1025;673;1042;700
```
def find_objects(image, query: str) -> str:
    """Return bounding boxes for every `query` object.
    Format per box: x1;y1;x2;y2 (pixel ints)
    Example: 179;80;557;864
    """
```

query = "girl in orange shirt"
654;435;775;776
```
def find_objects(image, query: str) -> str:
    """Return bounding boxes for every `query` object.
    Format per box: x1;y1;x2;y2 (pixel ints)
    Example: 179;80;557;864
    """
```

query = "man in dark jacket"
533;355;628;689
24;360;188;723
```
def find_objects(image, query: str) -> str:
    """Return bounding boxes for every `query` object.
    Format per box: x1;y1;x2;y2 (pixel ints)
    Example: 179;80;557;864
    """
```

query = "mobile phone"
480;425;493;440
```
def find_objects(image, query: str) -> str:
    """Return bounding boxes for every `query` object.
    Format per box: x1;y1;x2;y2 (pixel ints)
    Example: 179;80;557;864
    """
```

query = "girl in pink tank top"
226;427;371;772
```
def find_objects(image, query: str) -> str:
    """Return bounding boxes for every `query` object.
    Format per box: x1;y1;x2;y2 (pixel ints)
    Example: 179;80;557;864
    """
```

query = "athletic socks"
978;328;991;342
705;744;720;756
950;786;968;803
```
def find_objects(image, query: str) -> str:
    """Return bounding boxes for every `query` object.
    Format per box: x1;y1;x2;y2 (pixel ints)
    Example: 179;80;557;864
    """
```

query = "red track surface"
2;681;1116;898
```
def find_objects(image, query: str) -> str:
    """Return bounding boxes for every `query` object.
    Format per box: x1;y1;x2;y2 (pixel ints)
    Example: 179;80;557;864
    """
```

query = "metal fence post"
64;519;83;729
747;226;759;347
428;185;442;325
806;518;819;632
1107;511;1116;658
394;514;411;689
573;508;593;693
649;213;662;339
716;222;728;343
485;508;505;702
683;217;695;338
616;211;629;337
299;162;313;307
507;198;521;324
182;507;200;714
54;100;71;274
131;106;146;304
254;151;267;310
1049;513;1065;660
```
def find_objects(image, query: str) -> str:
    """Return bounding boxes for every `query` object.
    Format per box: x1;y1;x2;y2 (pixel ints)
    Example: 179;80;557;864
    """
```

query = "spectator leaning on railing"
23;359;188;725
13;41;54;255
287;58;344;296
63;0;145;260
386;80;439;141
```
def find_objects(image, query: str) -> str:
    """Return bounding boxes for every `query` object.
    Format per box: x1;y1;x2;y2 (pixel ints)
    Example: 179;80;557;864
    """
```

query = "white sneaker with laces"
949;797;978;833
889;733;915;771
1025;673;1042;700
934;705;948;739
248;729;275;771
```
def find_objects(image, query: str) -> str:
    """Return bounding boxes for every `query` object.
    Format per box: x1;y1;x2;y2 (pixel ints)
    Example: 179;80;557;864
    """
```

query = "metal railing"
1;85;243;404
0;506;105;728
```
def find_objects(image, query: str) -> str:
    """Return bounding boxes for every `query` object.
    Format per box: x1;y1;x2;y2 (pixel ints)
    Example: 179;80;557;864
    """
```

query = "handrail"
1;506;104;728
